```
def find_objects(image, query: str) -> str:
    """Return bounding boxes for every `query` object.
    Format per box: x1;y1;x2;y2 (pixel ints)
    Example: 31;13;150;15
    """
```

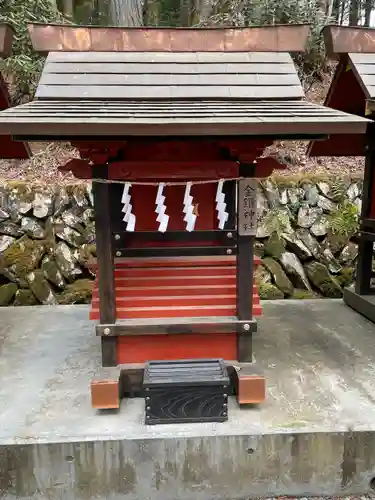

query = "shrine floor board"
1;300;375;499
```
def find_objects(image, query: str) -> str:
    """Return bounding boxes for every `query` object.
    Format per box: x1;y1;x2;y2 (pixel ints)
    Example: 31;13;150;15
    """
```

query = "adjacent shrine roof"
309;25;375;157
0;24;30;159
0;24;369;140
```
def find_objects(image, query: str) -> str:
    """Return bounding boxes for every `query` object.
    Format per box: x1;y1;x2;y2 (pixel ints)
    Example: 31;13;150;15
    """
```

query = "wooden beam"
0;24;14;58
27;23;311;54
96;319;256;336
324;25;375;58
108;161;239;181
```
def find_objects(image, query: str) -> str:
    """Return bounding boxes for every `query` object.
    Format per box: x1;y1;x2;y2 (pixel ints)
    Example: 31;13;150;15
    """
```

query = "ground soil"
0;73;365;184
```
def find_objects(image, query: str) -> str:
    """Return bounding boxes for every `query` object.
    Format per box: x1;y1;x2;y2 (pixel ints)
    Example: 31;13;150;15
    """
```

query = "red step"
90;256;262;321
90;297;262;320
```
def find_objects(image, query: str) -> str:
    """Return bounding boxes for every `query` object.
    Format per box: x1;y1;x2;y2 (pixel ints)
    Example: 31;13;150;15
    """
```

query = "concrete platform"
1;300;375;499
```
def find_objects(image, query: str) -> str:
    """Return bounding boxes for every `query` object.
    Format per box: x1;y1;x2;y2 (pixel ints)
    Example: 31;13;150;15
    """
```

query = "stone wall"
255;178;361;300
0;178;363;306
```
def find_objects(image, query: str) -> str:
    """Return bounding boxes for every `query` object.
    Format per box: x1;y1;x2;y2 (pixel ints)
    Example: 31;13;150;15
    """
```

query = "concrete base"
1;300;375;499
344;285;375;323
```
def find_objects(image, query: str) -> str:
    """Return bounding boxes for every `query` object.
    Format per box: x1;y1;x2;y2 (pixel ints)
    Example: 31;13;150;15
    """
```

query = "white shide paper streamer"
215;179;228;230
155;183;169;233
121;182;136;232
183;181;197;232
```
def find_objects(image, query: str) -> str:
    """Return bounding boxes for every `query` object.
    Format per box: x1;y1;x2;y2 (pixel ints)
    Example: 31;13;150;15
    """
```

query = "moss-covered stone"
76;244;96;271
61;208;86;233
55;225;84;248
254;242;265;258
20;217;46;239
282;232;312;260
339;243;358;264
264;232;285;259
304;262;342;298
262;257;294;296
87;243;96;257
44;217;57;254
82;221;95;244
70;184;89;208
6;182;34;223
295;229;321;259
325;229;348;255
41;255;66;288
321;248;342;274
3;236;45;281
54;241;82;281
0;235;15;253
32;188;54;218
0;283;18;305
254;264;272;285
54;186;71;217
14;289;38;306
0;221;23;237
81;208;94;224
336;267;355;288
58;279;94;305
26;270;58;305
280;249;313;290
292;289;320;300
259;283;284;300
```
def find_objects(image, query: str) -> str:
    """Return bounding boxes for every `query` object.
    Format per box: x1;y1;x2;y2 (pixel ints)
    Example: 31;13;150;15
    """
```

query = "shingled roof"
0;24;369;140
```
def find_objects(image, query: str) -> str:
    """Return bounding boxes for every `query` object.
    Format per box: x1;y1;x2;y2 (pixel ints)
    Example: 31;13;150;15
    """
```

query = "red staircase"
90;256;262;320
90;255;262;364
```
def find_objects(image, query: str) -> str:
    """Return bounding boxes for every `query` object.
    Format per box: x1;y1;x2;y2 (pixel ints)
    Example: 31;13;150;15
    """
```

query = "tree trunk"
349;0;359;24
196;0;212;21
317;0;329;15
331;0;340;22
62;0;74;17
339;0;346;23
144;0;159;25
180;0;198;25
364;0;373;25
326;0;335;18
109;0;143;26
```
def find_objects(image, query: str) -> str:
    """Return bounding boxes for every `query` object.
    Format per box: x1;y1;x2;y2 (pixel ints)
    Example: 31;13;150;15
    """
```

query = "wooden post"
92;165;117;367
236;171;257;362
223;180;236;230
356;125;375;295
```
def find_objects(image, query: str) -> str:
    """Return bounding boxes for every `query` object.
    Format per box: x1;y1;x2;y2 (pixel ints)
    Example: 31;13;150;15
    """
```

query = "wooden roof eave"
27;23;311;55
0;116;369;142
323;24;375;59
0;96;369;141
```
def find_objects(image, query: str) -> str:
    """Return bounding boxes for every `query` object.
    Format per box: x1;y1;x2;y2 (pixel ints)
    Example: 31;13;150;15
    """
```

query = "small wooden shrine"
0;24;30;160
309;25;375;324
0;23;369;420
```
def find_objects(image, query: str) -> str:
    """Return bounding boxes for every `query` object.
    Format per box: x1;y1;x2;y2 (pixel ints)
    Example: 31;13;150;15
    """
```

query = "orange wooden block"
91;377;120;410
234;365;266;405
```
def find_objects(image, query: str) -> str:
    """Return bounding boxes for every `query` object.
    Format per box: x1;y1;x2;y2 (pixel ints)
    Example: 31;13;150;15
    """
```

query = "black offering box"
143;359;230;425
